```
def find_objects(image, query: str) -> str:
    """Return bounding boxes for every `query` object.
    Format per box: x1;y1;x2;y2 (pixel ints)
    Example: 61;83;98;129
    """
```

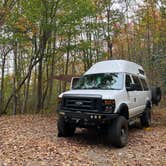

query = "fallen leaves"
0;109;165;165
143;127;152;131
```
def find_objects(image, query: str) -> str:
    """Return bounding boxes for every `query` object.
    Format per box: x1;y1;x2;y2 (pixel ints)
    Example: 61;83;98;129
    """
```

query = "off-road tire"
140;108;152;127
57;117;76;137
151;87;161;105
107;116;128;148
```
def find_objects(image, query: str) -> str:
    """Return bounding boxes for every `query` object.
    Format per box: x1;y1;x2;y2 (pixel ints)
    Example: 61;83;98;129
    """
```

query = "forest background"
0;0;166;115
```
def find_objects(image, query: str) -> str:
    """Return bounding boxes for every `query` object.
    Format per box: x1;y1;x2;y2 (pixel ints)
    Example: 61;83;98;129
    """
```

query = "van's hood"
59;89;123;99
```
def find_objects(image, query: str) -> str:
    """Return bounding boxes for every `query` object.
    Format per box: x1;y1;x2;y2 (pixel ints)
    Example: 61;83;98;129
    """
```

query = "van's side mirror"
70;77;80;89
126;83;136;91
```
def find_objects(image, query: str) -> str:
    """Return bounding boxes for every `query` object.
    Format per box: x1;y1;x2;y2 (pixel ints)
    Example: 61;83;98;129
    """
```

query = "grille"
61;95;102;112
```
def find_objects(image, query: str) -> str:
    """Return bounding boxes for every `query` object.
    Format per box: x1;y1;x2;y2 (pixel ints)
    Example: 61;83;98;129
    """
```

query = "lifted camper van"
57;60;161;148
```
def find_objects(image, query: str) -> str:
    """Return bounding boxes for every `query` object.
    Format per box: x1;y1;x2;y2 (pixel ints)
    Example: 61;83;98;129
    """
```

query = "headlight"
102;100;115;112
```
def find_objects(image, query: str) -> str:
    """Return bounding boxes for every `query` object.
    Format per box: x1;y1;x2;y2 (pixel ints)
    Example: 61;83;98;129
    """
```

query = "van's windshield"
73;73;124;90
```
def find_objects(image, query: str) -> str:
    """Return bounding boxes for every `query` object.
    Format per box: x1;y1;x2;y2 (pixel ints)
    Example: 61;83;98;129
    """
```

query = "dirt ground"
0;108;166;166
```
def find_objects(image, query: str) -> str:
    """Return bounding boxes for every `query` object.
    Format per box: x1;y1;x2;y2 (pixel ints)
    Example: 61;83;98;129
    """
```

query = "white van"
57;60;161;147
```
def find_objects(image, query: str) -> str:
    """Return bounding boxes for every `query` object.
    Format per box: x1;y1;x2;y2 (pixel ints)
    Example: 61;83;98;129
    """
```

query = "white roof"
84;60;145;77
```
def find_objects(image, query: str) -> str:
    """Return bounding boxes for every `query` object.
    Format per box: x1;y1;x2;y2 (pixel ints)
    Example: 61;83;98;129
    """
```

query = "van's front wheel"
107;116;128;148
57;117;76;137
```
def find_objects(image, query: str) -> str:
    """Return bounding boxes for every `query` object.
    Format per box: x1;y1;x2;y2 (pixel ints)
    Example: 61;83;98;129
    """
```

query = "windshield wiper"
89;87;100;89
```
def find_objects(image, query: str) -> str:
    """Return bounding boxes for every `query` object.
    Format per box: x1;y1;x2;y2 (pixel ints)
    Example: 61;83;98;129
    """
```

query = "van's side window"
125;75;132;87
140;78;149;91
132;76;143;91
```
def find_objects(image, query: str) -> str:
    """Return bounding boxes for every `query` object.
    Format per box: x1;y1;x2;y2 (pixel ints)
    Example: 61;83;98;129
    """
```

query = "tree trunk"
36;32;48;112
37;53;43;112
13;44;18;115
63;34;71;92
21;71;31;114
0;48;11;113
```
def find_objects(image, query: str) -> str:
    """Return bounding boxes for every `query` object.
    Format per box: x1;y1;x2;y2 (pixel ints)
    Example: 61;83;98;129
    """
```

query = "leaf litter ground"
0;108;165;166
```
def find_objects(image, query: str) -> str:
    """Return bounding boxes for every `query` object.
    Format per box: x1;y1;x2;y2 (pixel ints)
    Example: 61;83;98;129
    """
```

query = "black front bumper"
57;110;118;127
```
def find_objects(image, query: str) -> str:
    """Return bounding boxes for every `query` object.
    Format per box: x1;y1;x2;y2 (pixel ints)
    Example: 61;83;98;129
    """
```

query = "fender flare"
145;100;152;109
117;103;129;120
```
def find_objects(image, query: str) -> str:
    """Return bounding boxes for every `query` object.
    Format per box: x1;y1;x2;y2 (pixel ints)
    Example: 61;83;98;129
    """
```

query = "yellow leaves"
15;17;28;32
14;16;38;36
15;22;27;32
56;10;67;17
18;16;27;24
0;7;10;25
96;14;105;20
143;127;152;131
31;27;38;35
0;7;8;17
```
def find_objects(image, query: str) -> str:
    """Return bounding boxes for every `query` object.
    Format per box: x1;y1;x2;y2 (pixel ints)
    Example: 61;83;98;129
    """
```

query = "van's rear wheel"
57;117;76;137
140;108;152;127
151;87;161;105
107;116;128;148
